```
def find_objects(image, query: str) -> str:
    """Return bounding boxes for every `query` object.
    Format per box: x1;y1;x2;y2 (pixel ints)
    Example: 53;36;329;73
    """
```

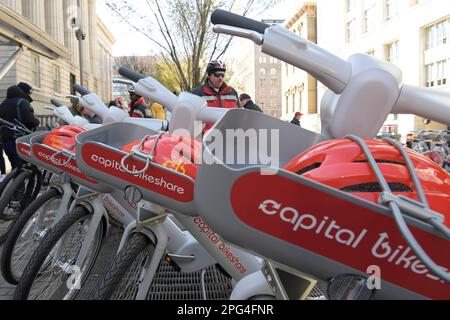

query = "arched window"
260;68;266;76
270;68;277;75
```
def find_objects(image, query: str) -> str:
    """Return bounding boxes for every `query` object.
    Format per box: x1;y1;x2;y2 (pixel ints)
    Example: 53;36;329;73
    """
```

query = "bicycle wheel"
13;205;105;300
1;188;63;284
91;232;155;300
0;169;17;197
0;171;33;243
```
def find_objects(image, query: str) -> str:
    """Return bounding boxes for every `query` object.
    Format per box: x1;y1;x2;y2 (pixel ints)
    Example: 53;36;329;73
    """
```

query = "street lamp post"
73;0;86;87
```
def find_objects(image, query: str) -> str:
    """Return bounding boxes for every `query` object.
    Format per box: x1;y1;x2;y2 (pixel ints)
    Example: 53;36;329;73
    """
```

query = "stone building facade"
233;19;284;118
0;0;115;114
281;2;319;131
316;0;449;137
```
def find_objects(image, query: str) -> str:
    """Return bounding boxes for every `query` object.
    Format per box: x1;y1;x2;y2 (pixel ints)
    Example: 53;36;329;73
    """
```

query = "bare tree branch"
106;0;281;90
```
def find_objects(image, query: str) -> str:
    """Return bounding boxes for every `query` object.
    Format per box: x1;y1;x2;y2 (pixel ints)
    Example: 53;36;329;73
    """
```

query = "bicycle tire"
1;188;62;285
13;205;104;300
29;168;43;204
91;232;155;300
0;170;32;243
0;169;17;197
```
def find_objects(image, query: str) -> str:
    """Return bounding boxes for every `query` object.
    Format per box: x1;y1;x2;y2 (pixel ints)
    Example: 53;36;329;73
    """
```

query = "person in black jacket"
290;112;303;127
239;94;263;113
0;83;39;169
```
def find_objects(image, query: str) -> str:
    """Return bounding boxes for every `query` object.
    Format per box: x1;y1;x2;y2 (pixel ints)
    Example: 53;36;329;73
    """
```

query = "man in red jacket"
192;60;240;132
128;88;152;118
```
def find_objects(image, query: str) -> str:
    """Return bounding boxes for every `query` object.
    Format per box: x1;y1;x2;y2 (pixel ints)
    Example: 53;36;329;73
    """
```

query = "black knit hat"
17;82;33;95
239;93;252;101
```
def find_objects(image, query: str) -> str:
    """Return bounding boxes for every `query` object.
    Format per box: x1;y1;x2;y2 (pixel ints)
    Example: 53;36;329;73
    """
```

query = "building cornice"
97;16;116;45
285;2;317;29
0;3;70;60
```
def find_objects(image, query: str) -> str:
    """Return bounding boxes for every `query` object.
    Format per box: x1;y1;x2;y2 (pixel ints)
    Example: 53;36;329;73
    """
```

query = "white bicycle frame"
41;91;274;300
108;8;450;300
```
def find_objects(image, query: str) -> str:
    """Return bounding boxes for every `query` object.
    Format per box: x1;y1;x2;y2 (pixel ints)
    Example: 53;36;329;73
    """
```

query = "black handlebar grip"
211;9;270;34
51;99;64;108
118;67;147;82
73;84;90;96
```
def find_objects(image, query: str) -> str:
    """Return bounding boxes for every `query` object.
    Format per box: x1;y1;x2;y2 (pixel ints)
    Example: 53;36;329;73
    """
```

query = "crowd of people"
0;59;303;178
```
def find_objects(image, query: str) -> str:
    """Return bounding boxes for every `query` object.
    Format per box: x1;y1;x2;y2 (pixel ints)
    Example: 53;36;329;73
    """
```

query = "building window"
367;49;375;55
271;78;277;86
259;79;266;87
425;60;447;87
31;54;41;87
52;65;60;93
292;93;296;113
346;0;356;12
346;19;356;43
260;68;266;76
70;73;76;95
386;40;400;63
285;63;289;77
285;95;289;114
270;68;277;75
426;19;448;50
298;91;302;113
270;88;277;97
363;3;376;33
385;0;399;21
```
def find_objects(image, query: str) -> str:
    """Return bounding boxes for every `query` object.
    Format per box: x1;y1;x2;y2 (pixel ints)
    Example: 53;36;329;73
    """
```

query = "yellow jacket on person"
150;103;166;120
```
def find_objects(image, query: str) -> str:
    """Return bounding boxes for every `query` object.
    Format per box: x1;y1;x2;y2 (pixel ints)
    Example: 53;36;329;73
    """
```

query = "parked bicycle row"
0;10;448;301
406;130;450;172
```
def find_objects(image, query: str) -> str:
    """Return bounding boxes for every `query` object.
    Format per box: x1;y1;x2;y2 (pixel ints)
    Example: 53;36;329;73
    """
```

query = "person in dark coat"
239;93;263;113
0;83;39;168
290;112;303;127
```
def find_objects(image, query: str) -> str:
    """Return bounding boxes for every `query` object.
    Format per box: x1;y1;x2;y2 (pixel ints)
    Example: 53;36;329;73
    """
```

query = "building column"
88;0;99;77
45;0;65;44
22;0;46;30
80;0;91;74
0;0;22;13
63;0;79;66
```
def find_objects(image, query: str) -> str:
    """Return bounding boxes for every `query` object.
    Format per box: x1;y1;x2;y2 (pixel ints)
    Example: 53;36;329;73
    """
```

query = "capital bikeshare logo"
33;144;97;184
17;143;31;158
258;198;448;292
82;143;194;203
229;172;450;299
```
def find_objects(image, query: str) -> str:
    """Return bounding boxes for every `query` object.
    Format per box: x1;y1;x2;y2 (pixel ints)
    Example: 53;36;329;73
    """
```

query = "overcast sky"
97;0;301;57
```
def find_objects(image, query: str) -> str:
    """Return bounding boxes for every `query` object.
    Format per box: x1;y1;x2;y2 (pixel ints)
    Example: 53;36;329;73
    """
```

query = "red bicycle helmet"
206;59;226;74
284;139;450;221
43;125;87;153
121;134;202;180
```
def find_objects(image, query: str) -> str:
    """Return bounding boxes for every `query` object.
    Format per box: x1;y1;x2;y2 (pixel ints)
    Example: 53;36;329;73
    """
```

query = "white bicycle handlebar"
211;10;450;139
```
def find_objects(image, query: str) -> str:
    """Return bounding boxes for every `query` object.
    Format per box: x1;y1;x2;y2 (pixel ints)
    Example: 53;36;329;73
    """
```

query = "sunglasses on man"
213;72;226;78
